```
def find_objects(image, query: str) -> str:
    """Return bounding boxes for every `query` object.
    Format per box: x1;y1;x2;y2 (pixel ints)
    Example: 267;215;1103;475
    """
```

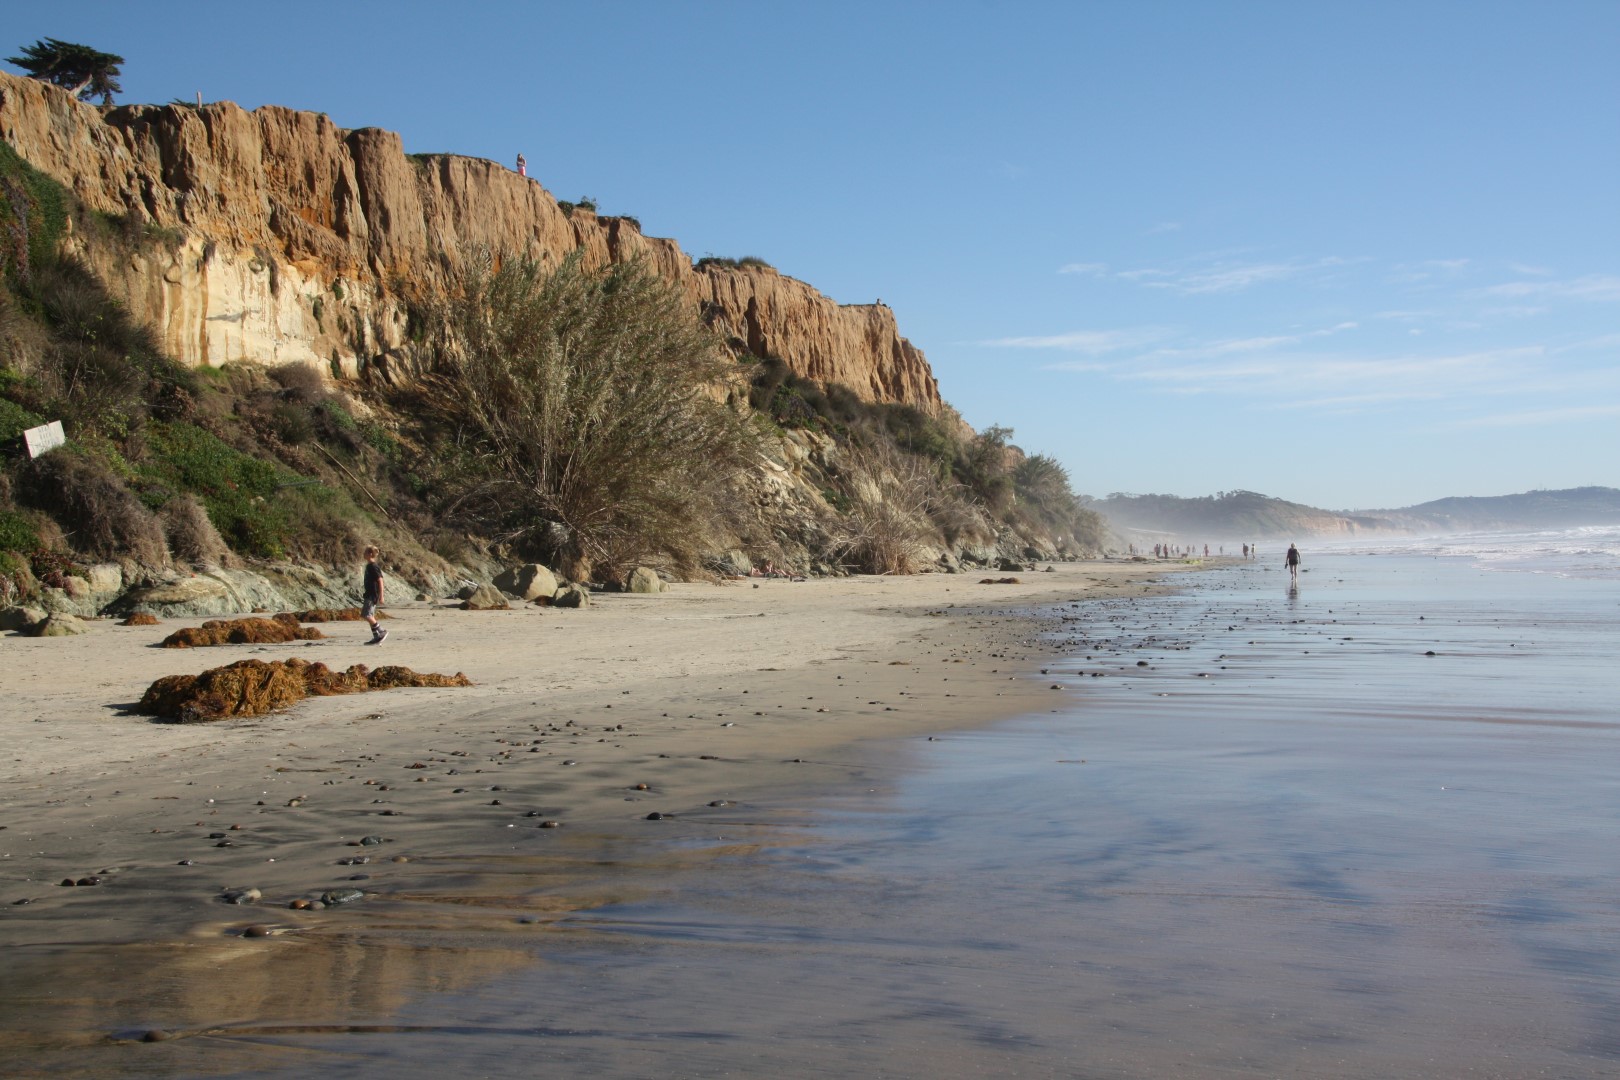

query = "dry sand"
0;559;1190;1064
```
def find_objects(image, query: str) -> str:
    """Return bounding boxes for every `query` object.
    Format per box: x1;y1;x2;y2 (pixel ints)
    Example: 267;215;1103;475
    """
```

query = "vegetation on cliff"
5;38;123;105
0;132;1108;606
418;252;759;582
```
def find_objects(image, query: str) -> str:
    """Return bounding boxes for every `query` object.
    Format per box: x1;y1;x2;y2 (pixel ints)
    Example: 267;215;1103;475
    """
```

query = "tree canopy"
6;38;124;105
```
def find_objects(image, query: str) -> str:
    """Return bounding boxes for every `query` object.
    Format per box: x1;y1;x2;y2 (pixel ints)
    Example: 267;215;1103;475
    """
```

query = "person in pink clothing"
516;153;526;177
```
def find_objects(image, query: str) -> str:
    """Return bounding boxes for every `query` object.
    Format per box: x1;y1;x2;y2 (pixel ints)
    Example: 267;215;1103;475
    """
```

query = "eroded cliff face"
0;72;941;411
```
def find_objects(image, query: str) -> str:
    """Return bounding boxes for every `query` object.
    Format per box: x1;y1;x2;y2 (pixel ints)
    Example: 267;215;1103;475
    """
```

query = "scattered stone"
645;812;666;820
358;835;383;846
242;924;275;938
320;887;365;906
537;820;561;829
220;888;261;904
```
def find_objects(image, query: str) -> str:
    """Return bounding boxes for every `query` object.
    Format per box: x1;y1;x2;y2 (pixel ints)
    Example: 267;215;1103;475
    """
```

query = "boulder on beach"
32;613;91;636
550;583;591;608
460;584;510;610
627;567;669;594
493;563;559;601
0;605;47;632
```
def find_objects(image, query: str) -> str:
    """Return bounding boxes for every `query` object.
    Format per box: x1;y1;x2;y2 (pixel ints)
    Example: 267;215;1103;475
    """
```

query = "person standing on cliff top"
516;153;526;177
361;544;387;645
1285;543;1301;582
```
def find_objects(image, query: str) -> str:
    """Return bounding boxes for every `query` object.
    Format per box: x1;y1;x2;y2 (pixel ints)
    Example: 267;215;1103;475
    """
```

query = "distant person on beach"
516;153;527;177
362;544;387;645
1285;543;1301;581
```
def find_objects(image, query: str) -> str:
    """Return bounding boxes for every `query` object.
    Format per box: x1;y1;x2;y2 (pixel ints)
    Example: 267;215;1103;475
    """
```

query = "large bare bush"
428;253;757;582
161;494;231;567
22;449;167;565
837;444;942;575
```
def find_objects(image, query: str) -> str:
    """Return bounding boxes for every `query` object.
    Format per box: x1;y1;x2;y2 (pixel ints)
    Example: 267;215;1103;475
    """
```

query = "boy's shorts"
361;599;378;618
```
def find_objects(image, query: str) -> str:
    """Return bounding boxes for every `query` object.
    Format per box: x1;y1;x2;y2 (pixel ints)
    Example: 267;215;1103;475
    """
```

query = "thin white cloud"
1145;221;1182;235
981;327;1170;354
1447;404;1620;429
1478;274;1620;302
1054;253;1356;295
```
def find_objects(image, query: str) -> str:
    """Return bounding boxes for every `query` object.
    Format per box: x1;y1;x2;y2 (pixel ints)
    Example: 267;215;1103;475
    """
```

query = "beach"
0;559;1179;1075
7;543;1620;1079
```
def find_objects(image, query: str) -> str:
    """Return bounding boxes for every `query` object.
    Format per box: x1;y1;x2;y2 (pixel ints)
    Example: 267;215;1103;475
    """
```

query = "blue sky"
6;1;1616;509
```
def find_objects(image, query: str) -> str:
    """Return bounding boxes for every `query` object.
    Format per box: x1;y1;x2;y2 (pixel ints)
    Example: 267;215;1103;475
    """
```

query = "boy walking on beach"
1285;543;1301;582
361;544;387;645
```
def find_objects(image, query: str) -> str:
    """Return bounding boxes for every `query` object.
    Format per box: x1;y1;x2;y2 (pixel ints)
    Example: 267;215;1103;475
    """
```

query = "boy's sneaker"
368;628;388;645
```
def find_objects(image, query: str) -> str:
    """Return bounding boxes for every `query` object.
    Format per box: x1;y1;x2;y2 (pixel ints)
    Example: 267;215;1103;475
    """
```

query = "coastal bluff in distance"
1093;486;1620;542
0;71;940;411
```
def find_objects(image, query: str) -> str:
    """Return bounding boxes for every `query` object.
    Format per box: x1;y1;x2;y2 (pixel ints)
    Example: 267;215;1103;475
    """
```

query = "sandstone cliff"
0;72;941;411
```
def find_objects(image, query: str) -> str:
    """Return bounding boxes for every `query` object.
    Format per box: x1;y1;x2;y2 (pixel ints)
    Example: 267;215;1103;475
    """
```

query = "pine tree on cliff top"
6;38;124;105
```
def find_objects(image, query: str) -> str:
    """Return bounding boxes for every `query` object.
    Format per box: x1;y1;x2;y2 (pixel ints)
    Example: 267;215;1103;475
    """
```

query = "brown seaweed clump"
120;613;162;626
977;577;1022;585
159;615;325;648
286;607;386;623
137;658;472;722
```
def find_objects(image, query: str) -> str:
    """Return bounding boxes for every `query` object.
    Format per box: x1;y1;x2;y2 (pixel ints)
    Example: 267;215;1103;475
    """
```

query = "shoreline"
0;559;1206;1062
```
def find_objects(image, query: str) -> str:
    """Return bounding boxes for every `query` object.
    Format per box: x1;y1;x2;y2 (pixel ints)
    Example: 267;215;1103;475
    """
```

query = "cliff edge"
0;72;941;411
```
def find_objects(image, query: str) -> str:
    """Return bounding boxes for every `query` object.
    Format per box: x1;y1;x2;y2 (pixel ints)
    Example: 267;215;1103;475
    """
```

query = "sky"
5;0;1617;509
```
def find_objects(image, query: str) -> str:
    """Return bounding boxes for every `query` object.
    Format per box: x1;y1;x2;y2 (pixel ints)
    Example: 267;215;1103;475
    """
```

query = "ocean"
252;529;1620;1077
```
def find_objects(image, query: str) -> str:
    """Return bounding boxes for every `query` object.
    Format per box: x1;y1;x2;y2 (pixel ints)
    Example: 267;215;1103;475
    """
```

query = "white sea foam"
1309;524;1620;579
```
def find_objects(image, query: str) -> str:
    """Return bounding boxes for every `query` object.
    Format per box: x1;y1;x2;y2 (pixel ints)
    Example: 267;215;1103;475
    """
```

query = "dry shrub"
160;494;231;566
159;615;324;648
266;362;329;404
430;252;758;582
137;657;472;722
120;612;161;626
837;445;939;575
22;450;168;565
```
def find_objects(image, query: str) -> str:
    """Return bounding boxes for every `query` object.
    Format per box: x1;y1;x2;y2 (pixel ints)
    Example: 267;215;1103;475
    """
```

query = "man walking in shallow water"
1285;543;1301;582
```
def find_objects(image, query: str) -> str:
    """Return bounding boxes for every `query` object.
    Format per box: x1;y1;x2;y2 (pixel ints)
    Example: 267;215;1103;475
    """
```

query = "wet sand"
0;560;1184;1076
79;552;1613;1080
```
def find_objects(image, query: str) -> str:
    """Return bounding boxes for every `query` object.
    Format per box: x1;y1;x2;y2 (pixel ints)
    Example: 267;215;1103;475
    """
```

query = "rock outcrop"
0;72;942;412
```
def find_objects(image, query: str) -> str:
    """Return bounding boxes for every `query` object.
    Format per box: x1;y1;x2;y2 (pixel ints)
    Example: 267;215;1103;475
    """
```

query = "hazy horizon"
7;1;1616;508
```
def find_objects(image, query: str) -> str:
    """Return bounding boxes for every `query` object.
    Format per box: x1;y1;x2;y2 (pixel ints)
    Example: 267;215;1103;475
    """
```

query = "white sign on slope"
23;420;66;459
